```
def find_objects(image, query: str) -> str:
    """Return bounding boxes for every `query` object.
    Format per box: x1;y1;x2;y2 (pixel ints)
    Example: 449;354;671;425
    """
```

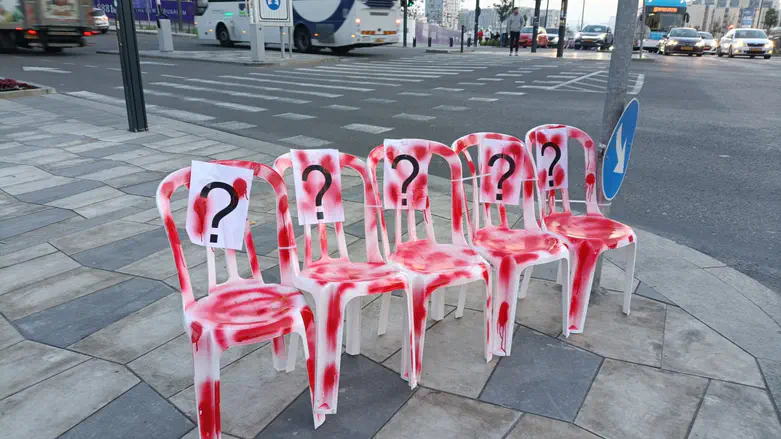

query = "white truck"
0;0;93;52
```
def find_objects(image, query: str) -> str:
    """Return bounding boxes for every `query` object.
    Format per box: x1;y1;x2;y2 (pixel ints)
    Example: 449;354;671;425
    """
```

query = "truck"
0;0;93;52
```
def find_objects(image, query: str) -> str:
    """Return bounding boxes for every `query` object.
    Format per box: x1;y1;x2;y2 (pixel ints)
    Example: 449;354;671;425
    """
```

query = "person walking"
477;29;484;46
507;7;523;56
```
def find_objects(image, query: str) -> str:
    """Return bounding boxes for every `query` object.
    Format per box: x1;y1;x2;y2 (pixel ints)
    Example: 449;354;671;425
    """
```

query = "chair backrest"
156;160;298;309
452;133;542;239
525;124;600;216
367;139;468;259
274;150;384;267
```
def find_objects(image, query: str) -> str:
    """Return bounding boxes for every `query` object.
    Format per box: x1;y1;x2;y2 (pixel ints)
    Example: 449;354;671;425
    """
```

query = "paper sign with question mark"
479;138;524;205
534;126;569;191
291;149;344;226
186;161;254;250
383;139;432;210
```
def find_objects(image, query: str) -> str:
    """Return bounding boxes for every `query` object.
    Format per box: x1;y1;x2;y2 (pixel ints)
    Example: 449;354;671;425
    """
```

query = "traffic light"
401;0;413;7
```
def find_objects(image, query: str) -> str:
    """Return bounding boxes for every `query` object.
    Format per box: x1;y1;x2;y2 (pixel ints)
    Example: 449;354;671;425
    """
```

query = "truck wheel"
44;47;63;53
294;25;313;53
764;55;771;59
331;46;351;55
101;29;108;34
728;47;734;58
217;24;233;47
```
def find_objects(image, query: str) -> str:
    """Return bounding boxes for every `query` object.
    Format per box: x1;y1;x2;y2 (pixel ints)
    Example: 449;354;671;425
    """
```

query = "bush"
0;78;34;92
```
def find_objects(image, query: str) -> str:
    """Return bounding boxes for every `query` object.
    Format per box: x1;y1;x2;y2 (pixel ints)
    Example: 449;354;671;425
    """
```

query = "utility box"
157;18;173;52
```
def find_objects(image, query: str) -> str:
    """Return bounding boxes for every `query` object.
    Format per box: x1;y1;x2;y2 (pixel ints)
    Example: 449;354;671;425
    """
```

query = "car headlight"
735;40;744;47
765;42;773;49
575;32;581;39
696;41;704;46
598;33;606;40
667;40;678;46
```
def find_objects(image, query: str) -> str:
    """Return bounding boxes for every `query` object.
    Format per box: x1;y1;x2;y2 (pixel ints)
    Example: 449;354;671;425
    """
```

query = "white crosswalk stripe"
398;92;431;96
495;91;526;96
433;87;464;92
280;135;332;147
327;105;360;111
187;78;342;98
293;68;422;82
68;91;216;122
275;113;316;120
434;105;469;111
315;66;440;79
469;97;498;102
365;98;397;103
248;71;400;87
343;123;394;134
392;113;436;121
459;82;485;85
222;75;374;92
150;82;310;104
478;78;504;81
141;88;266;112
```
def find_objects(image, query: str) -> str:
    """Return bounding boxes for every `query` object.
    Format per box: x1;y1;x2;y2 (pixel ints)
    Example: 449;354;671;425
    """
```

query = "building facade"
426;0;462;30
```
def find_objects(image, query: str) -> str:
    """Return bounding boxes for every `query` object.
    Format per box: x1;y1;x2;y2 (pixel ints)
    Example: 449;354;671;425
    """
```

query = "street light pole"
403;1;408;47
580;0;586;30
474;0;481;50
531;0;542;52
544;0;550;27
556;0;569;57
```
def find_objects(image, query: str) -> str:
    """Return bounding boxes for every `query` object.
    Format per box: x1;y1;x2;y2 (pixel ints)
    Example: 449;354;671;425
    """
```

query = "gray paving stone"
73;194;153;218
103;170;167;190
706;266;781;327
72;228;172;271
46;186;125;209
689;381;781;439
575;359;708;439
3;175;74;196
120;178;171;197
385;309;498;398
0;358;138;439
563;292;666;367
758;359;781;419
663;306;764;387
78;143;142;159
15;278;174;348
0;206;77;240
54;159;120;177
0;165;50;186
59;383;194;439
0;266;130;320
117;239;207;280
506;414;601;439
256;354;414;439
14;179;103;204
481;327;601;421
78;165;144;182
530;261;559;282
71;294;184;363
634;281;675;305
0;201;48;221
51;220;157;255
129;332;262;397
172;343;314;438
0;340;89;400
0;316;23;351
376;387;520;439
515;279;567;337
0;251;79;296
0;242;57;269
181;429;240;439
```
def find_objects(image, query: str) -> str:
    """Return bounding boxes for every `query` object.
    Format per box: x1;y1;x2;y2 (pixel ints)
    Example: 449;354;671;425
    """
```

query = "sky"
461;0;621;28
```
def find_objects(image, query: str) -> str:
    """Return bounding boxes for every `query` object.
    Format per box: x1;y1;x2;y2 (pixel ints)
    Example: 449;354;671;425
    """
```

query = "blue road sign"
266;0;280;10
602;98;639;201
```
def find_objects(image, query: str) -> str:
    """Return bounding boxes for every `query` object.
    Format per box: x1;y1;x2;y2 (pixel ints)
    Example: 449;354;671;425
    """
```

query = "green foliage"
764;8;778;30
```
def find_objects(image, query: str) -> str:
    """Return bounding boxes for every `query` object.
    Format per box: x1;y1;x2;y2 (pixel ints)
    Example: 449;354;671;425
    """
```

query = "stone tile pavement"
1;95;781;438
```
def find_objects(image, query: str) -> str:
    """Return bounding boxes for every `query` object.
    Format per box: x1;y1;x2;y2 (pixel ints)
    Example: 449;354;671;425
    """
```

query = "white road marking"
343;123;394;134
84;65;99;68
459;82;486;85
67;91;216;122
533;80;564;84
327;105;360;111
187;78;341;98
274;113;316;120
478;78;503;81
434;105;469;111
23;66;70;74
392;113;435;121
629;73;645;95
514;80;526;84
433;87;464;92
364;98;397;103
140;61;177;66
210;121;256;130
315;66;439;79
161;74;187;79
142;88;266;112
361;62;475;72
293;68;422;82
398;92;431;96
221;75;373;92
107;67;121;71
280;135;332;147
469;97;498;102
249;71;398;87
151;82;310;104
495;91;526;96
496;73;523;77
337;64;459;76
547;75;580;79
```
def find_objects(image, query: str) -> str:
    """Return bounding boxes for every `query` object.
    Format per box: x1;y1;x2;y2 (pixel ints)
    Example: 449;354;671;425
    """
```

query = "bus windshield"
645;12;684;32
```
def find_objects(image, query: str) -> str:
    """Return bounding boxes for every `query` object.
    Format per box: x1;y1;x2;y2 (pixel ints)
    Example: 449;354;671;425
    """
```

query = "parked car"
519;26;548;48
698;31;717;54
766;27;780;55
92;8;109;34
574;25;613;50
717;28;773;59
659;28;704;56
545;27;560;47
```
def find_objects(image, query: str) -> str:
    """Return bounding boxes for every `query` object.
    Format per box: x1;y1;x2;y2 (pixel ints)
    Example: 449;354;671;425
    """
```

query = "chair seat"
390;240;483;274
544;212;634;248
186;279;304;327
300;259;400;283
473;226;568;262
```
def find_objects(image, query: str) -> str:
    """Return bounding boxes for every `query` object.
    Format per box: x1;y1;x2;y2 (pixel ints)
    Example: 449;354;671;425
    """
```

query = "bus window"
645;12;684;32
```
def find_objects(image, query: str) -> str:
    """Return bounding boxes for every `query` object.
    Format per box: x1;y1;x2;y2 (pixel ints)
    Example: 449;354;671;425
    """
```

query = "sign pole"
115;0;148;132
531;0;541;52
403;1;408;47
556;0;568;57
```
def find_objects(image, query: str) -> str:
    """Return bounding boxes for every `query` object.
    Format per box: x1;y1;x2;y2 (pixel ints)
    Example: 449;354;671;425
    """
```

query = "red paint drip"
233;178;248;200
193;197;208;240
585;173;596;185
198;380;220;439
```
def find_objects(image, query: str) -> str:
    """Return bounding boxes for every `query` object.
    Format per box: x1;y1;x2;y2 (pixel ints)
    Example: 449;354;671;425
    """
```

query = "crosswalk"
67;53;646;148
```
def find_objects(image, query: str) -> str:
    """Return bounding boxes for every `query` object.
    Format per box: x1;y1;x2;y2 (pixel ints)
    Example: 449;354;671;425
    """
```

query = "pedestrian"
507;7;523;56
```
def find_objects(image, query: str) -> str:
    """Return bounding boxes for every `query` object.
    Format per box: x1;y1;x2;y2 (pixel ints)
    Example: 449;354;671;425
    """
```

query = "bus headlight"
396;18;401;25
355;18;361;24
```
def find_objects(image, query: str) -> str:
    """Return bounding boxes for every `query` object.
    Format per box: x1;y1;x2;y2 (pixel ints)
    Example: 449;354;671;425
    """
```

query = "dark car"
659;27;704;56
574;25;613;50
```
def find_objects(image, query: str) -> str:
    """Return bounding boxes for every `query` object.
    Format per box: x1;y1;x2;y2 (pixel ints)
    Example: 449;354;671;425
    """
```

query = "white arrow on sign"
22;66;71;74
613;124;627;174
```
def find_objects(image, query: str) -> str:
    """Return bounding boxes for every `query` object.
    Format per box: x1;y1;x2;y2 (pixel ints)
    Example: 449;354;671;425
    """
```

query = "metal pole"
557;0;569;57
116;0;148;132
756;2;764;29
544;0;550;27
474;2;480;50
177;0;183;32
403;1;408;47
461;24;465;52
592;0;640;293
531;0;542;52
580;0;585;30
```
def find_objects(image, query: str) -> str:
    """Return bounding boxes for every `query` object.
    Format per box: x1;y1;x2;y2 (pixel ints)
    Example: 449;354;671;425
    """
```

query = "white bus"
194;0;401;54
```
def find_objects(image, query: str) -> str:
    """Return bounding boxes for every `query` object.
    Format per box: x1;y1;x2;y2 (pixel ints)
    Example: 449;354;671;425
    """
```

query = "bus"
194;0;401;54
636;0;689;52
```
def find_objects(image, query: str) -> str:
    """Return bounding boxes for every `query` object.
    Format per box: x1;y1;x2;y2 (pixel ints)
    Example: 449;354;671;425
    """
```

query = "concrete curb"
425;48;477;53
95;49;338;67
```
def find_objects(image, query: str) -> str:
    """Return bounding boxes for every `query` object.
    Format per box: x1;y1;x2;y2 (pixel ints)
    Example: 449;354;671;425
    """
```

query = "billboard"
94;0;195;23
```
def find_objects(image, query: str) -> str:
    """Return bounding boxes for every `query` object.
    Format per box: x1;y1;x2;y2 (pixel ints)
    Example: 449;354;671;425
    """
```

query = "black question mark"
541;142;562;187
391;154;420;207
200;182;240;244
487;153;516;201
302;164;332;220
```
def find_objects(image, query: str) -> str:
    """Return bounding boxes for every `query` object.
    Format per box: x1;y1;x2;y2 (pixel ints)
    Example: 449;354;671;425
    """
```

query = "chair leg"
518;266;533;299
560;257;572;338
455;283;468;318
567;240;603;334
430;288;446;321
623;242;636;316
271;336;287;372
556;259;566;285
404;277;428;387
299;311;326;429
345;297;362;356
286;332;299;372
482;265;494;363
494;257;523;356
313;293;347;415
192;335;222;439
377;293;392;335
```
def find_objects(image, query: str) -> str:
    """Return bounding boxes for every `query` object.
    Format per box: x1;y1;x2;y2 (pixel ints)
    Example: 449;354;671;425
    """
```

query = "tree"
495;0;513;42
710;16;722;36
406;2;424;21
763;8;778;30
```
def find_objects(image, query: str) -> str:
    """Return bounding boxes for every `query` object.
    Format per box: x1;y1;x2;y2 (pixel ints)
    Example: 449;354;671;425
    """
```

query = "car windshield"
521;27;534;33
583;25;607;33
698;32;713;39
669;29;699;37
735;29;767;38
92;9;106;16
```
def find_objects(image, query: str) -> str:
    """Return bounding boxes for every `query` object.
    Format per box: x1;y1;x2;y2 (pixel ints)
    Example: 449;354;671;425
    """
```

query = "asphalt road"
2;34;780;295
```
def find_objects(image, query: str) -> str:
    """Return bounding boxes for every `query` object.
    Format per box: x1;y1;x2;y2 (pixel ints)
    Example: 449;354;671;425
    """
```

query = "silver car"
92;8;110;34
698;31;717;54
717;28;773;59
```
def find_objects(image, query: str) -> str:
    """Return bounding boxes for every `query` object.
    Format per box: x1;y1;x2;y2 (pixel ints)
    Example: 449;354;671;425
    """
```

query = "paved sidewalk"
1;95;781;439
